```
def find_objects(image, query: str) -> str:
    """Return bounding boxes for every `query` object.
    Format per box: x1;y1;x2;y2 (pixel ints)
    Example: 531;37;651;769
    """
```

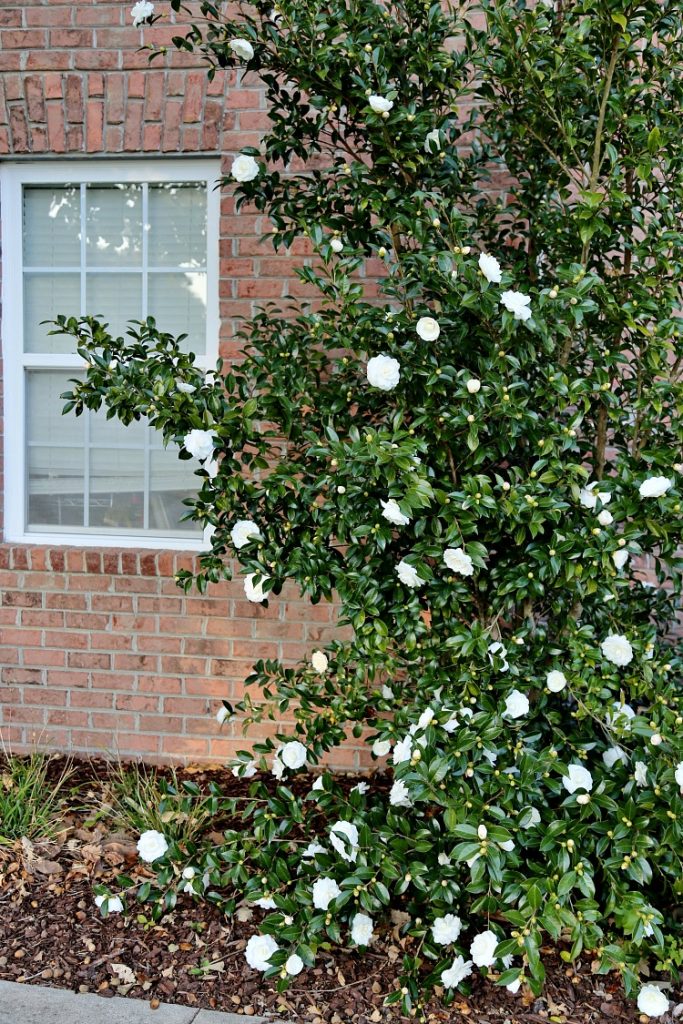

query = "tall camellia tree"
56;0;682;1016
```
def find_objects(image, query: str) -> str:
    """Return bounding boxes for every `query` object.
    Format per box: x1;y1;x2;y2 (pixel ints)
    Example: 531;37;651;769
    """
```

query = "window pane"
90;404;146;446
23;185;81;267
87;272;142;340
86;184;142;267
27;370;84;447
28;446;84;529
149;448;200;533
89;448;144;530
24;272;81;353
148;182;207;268
148;272;206;355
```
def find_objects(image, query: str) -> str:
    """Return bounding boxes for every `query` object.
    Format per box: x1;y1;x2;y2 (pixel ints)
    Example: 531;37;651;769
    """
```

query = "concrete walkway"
0;982;285;1024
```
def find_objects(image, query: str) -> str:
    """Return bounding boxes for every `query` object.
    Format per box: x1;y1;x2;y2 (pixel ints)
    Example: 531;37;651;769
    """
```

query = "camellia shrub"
56;0;682;1016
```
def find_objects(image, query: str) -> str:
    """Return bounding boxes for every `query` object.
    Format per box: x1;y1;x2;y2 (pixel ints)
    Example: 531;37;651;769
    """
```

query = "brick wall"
0;1;355;765
0;545;354;765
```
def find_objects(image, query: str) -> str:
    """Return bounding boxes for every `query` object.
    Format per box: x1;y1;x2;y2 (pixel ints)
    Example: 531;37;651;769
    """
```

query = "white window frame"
1;158;220;550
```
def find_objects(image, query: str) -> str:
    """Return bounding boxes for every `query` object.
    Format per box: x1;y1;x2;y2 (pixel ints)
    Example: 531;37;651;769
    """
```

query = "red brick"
144;72;164;121
2;30;47;49
0;10;21;27
26;7;73;27
25;52;72;70
65;75;84;122
1;668;43;686
24;76;46;122
50;29;93;48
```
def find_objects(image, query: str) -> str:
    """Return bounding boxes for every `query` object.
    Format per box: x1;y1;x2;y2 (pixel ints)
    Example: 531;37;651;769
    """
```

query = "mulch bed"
0;756;676;1023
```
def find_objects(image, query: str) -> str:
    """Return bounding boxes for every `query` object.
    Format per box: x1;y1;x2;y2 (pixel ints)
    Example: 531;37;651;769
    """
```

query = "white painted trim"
0;158;222;551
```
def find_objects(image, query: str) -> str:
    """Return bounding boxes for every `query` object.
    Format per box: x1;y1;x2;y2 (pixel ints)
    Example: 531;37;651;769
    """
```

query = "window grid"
1;159;220;551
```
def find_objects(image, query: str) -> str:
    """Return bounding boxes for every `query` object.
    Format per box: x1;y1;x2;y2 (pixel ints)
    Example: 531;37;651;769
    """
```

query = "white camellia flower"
95;894;123;915
500;289;532;321
478;252;502;283
254;896;277;909
639;476;672;499
432;914;462;945
351;912;375;946
312;877;341;910
245;933;279;972
311;775;325;792
330;237;344;253
372;738;391;757
137;830;169;863
311;650;329;673
396;559;423;588
470;929;499;967
636;985;669;1017
380;498;411;526
602;746;628;768
675;762;683;790
182;867;196;880
203;454;219;479
504;690;530;719
443;546;475;576
285;953;304;975
216;705;232;725
351;782;369;795
634;761;648;787
520;807;541;828
416;707;434;730
607;701;636;731
466;377;481;394
562;763;593;794
580;481;611;509
488;641;510;672
229;37;255;60
393;735;412;763
389;779;412;807
443;714;459;733
546;669;567;693
441;956;473;989
244;572;270;603
424;128;441;152
368;94;393;113
231;154;260;182
416;316;440;341
302;841;325;859
612;549;629;570
280;740;308;770
232;759;258;778
175;380;196;394
330;820;359;862
183;428;215;461
231;519;261;549
597;509;614;526
131;1;154;26
601;633;634;667
366;353;400;390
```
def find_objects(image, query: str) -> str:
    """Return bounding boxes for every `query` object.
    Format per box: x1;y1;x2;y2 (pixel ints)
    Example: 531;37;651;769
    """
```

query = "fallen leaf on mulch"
111;963;137;985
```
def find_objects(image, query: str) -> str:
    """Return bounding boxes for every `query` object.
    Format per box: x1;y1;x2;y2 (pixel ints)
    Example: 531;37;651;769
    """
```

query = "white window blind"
1;160;220;549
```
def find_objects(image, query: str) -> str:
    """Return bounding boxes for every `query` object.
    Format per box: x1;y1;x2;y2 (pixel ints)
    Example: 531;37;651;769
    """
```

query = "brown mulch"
0;757;676;1023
